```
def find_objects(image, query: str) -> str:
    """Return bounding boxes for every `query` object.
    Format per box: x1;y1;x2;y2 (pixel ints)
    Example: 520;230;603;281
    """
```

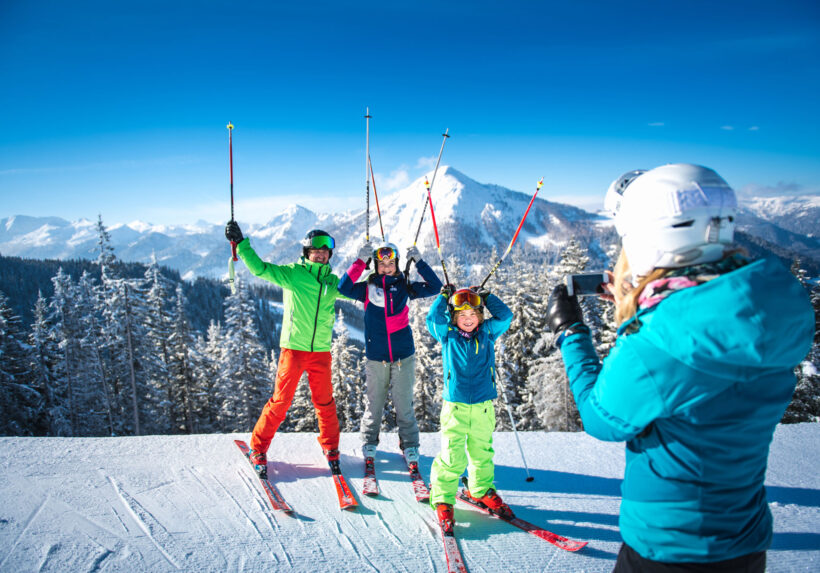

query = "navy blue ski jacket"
339;257;442;362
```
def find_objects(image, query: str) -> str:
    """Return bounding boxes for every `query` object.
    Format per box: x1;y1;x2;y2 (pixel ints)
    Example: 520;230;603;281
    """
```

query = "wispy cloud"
416;156;437;170
720;125;735;131
748;126;760;131
648;122;665;127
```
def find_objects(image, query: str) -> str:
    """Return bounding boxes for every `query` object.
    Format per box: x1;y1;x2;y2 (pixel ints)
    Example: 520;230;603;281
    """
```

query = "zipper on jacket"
310;266;324;352
383;276;394;362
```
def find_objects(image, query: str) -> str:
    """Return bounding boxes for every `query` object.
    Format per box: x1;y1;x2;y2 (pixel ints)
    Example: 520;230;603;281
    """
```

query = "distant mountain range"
2;166;818;279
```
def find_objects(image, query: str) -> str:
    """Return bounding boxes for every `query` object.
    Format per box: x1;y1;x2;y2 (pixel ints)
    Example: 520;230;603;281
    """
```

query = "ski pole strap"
228;255;237;294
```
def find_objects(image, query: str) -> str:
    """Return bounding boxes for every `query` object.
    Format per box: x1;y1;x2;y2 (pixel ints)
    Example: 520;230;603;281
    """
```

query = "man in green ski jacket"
225;221;344;478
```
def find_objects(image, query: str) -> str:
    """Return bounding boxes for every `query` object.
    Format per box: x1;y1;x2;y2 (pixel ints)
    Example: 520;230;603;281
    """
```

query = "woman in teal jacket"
547;164;814;571
426;286;513;529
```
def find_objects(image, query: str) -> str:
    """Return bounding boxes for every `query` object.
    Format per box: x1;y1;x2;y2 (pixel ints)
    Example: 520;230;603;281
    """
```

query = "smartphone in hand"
566;273;609;297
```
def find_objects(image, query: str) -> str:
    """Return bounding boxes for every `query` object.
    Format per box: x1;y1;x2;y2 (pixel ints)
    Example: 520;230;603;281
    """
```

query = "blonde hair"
612;249;669;325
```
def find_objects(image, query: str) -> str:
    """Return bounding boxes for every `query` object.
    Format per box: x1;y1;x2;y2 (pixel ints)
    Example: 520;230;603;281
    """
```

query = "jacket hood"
634;257;814;380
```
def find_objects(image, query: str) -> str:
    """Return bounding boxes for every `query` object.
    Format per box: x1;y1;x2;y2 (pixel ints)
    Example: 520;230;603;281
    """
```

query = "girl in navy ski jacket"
338;241;442;462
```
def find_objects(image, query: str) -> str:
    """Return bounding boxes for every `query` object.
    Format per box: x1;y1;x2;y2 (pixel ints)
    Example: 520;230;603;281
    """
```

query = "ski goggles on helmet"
374;247;397;262
306;235;335;250
449;289;482;311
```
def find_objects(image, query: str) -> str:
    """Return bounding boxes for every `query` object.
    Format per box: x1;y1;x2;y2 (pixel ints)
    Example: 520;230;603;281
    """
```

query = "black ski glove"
225;220;244;244
441;284;455;299
471;285;491;303
547;284;585;335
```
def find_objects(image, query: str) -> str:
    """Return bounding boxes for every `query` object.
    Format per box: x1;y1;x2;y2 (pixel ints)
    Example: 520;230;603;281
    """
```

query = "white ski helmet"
604;163;737;278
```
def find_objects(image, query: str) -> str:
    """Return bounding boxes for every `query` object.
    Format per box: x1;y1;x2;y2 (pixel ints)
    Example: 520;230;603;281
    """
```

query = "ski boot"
436;503;455;534
323;448;341;474
363;444;377;462
466;487;514;519
248;448;267;480
403;446;420;466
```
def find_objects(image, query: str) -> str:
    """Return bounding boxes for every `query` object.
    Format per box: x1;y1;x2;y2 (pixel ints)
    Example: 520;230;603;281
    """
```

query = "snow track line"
0;494;48;570
374;511;404;548
107;476;182;570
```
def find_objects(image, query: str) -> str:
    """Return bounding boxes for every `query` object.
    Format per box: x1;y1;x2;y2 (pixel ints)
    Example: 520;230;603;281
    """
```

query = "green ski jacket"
237;238;342;352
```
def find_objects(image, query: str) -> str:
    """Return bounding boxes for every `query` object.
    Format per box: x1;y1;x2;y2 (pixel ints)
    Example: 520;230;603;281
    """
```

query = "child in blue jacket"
426;286;513;530
338;241;442;466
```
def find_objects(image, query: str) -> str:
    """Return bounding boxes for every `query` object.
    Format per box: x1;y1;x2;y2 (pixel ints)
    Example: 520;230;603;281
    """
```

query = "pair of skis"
363;455;430;503
437;479;588;573
235;439;358;512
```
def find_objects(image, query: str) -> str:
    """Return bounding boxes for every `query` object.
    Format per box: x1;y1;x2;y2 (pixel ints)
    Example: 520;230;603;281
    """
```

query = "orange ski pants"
250;348;340;453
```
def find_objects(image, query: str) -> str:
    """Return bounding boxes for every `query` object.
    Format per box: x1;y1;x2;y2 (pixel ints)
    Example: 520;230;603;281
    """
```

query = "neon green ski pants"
429;399;496;507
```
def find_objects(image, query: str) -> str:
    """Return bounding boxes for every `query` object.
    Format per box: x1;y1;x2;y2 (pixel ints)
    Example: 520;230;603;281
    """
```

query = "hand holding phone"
565;272;609;297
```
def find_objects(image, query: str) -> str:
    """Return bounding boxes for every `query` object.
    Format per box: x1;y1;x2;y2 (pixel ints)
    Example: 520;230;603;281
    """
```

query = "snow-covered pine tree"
410;298;442;431
331;310;363;431
192;321;227;433
76;271;115;436
222;277;271;432
168;285;196;433
783;259;820;422
496;258;548;414
94;215;145;435
0;290;38;436
143;254;178;433
28;291;65;436
48;268;83;435
520;240;589;431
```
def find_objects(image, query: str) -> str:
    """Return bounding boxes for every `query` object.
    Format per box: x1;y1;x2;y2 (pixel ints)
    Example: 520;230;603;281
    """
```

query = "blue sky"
1;0;818;225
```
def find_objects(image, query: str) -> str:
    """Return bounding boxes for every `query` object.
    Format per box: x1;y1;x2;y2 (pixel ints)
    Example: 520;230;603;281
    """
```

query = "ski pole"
365;108;372;242
496;341;534;482
479;177;544;289
228;122;237;261
226;122;239;294
424;176;451;285
368;154;385;240
405;129;449;276
410;128;450;246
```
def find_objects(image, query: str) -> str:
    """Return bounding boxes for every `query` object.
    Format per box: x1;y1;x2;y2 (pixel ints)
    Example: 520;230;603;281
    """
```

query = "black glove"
471;285;491;303
441;284;455;299
225;220;244;243
547;284;585;335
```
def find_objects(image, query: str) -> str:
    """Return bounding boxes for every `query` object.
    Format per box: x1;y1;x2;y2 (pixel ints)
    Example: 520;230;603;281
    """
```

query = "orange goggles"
449;289;482;311
375;247;397;261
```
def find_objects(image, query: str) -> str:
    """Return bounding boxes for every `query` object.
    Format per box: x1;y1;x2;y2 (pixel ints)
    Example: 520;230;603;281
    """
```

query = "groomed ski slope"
0;426;818;572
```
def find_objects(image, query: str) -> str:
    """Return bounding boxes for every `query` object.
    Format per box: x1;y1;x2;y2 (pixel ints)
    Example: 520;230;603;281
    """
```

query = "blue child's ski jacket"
426;293;513;404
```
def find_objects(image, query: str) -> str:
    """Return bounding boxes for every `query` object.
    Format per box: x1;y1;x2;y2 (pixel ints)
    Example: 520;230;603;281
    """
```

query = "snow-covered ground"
1;425;817;572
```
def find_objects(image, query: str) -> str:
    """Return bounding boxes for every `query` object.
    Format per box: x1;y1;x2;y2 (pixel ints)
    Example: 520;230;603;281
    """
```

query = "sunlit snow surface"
0;426;817;572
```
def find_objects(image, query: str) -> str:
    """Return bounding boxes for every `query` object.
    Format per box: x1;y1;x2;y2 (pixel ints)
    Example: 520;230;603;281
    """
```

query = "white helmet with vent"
604;163;737;278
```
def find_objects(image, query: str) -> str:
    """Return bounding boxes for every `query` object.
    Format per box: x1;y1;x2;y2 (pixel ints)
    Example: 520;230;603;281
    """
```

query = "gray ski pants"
360;354;420;450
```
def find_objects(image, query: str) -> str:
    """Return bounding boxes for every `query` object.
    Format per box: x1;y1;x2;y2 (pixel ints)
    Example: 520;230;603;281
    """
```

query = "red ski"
406;461;430;502
234;440;293;513
439;519;468;573
362;457;379;496
457;488;587;552
328;458;358;510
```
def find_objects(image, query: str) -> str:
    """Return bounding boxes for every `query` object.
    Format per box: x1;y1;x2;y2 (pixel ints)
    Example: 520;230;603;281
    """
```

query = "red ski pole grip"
231;241;238;261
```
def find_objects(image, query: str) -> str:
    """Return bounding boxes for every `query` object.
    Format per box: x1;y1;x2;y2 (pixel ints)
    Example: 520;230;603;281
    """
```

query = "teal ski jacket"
559;257;814;563
426;293;513;404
